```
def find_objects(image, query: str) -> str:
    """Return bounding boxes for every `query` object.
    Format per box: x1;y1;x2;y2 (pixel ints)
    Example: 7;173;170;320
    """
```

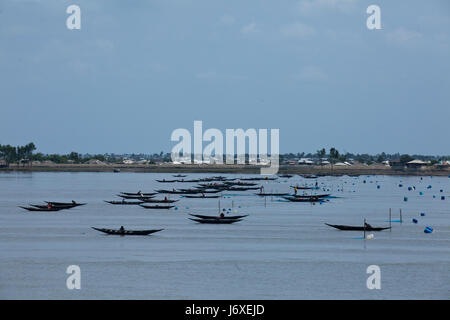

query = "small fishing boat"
92;227;163;236
256;192;289;196
156;179;178;183
283;196;323;202
290;186;312;190
189;218;242;224
325;223;391;232
139;204;175;209
30;203;78;209
117;194;155;199
104;200;144;205
173;174;187;177
291;194;330;198
140;199;178;203
225;186;261;191
20;206;63;212
184;195;220;198
120;192;157;196
189;214;248;220
278;174;293;178
45;201;86;207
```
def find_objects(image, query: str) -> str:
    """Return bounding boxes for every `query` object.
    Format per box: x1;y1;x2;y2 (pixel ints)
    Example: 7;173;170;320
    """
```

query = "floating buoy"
441;196;446;200
420;213;425;216
404;197;408;202
419;192;423;195
412;218;418;224
174;207;178;210
440;189;443;193
424;226;433;234
427;185;432;189
399;184;403;187
366;234;374;240
433;195;436;198
408;187;412;191
363;180;366;183
377;185;380;189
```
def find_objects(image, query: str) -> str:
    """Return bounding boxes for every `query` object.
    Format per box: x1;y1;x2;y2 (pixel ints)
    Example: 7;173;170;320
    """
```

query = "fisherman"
138;190;143;197
364;222;372;229
219;213;225;219
164;196;168;201
119;226;125;234
72;200;76;204
294;187;298;195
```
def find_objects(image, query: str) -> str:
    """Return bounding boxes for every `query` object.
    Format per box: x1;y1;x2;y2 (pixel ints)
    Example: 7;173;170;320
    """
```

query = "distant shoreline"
1;163;450;176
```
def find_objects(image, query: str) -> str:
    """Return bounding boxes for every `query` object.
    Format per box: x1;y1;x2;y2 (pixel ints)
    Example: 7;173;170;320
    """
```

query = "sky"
0;0;449;155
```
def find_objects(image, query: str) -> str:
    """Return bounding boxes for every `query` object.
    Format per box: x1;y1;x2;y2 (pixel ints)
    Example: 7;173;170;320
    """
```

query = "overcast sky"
1;0;449;155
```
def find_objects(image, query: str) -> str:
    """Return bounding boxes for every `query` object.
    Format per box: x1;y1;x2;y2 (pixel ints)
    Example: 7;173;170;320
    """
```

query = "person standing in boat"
294;187;298;195
119;226;125;234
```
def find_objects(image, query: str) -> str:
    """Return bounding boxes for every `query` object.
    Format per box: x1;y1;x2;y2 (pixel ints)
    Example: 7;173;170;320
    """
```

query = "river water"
0;172;449;299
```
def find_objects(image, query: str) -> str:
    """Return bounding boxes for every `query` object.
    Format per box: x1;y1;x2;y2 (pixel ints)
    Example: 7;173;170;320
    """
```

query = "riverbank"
1;163;450;176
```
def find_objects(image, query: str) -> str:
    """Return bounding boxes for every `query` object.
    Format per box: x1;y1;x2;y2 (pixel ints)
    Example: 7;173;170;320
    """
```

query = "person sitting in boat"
72;200;76;204
164;196;168;201
294;187;298;195
219;213;225;219
119;226;125;233
364;222;373;229
138;191;143;196
202;192;205;197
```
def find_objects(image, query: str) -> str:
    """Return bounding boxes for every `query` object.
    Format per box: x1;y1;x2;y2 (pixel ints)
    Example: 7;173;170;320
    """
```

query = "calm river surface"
0;172;449;299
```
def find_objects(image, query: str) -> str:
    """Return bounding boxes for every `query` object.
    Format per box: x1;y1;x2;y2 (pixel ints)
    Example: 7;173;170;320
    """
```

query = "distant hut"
406;159;429;169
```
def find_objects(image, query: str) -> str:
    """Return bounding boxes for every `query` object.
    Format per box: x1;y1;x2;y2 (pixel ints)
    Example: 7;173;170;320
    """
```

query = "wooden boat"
290;186;312;190
30;203;77;209
225;186;261;191
278;174;293;178
92;227;163;236
155;189;202;195
140;199;178;203
256;192;289;196
20;206;63;212
325;223;391;232
104;200;144;205
173;174;187;177
189;218;242;224
120;192;157;196
139;204;175;209
184;195;220;198
156;179;178;183
240;177;277;181
283;196;322;202
189;214;248;220
291;194;330;198
301;174;318;179
117;194;155;199
45;201;86;207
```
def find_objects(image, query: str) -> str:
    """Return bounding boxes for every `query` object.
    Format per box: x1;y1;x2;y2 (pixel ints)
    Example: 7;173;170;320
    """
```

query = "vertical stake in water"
218;199;220;215
389;208;392;231
400;209;403;223
363;218;366;240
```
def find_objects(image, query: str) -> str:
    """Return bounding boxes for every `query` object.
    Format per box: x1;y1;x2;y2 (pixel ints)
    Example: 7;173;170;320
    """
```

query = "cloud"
297;0;357;15
293;66;328;82
386;27;422;45
241;23;258;35
280;22;315;38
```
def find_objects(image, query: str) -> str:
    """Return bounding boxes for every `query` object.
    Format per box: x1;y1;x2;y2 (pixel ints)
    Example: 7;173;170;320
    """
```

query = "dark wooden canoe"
189;214;248;220
325;223;391;231
184;195;220;198
291;194;330;198
139;204;175;209
282;196;323;202
256;192;289;196
117;194;155;199
140;199;178;203
30;204;77;209
156;179;178;183
104;200;144;205
20;206;63;212
92;227;163;236
45;201;86;207
120;192;157;196
189;218;242;224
